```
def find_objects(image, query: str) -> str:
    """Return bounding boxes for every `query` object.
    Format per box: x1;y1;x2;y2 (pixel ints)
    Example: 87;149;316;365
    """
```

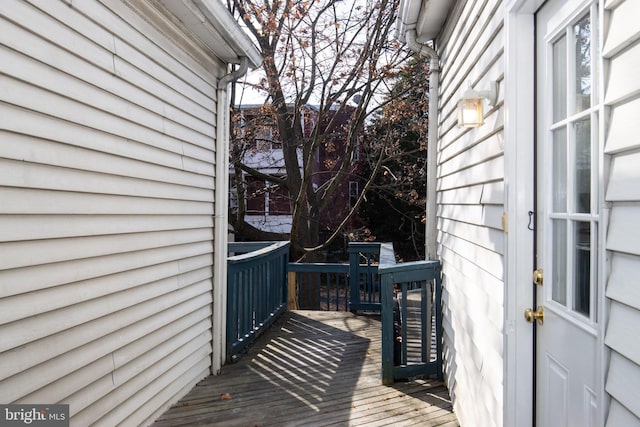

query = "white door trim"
504;1;608;425
503;0;544;425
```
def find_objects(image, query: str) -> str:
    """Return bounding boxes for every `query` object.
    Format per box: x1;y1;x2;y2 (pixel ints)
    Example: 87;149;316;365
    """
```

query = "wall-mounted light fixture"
457;81;498;128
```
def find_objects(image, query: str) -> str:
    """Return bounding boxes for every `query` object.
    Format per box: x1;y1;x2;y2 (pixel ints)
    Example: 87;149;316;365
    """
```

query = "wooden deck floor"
153;310;458;427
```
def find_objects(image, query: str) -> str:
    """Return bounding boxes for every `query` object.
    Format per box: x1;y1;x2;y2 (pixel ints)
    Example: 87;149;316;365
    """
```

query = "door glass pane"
574;14;591;113
573;221;591;315
574;118;591;213
552;219;567;305
553;127;567;212
553;35;567;122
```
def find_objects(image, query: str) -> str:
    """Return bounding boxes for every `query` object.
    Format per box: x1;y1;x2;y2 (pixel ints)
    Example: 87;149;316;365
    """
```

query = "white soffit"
397;0;450;41
158;0;262;68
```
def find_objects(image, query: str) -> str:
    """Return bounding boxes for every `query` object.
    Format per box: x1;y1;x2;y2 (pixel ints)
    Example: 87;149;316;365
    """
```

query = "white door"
534;0;602;425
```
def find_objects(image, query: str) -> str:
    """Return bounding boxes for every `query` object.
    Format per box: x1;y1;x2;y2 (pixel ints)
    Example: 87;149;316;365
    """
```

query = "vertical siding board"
0;0;225;424
435;0;506;426
604;0;640;423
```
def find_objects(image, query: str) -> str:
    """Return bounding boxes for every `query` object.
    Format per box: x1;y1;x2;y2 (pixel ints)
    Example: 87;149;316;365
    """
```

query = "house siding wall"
602;0;640;424
435;0;505;426
0;0;221;425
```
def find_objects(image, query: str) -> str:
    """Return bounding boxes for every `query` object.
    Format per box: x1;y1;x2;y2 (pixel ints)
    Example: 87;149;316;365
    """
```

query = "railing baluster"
421;282;428;363
319;272;322;310
243;268;249;336
336;273;339;309
380;268;395;384
401;281;408;365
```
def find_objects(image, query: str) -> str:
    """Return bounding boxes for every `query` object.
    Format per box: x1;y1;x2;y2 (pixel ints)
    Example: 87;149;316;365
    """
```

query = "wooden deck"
153;310;458;427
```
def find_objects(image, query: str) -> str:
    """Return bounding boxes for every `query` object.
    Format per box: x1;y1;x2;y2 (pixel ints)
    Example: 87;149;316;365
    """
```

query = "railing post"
380;270;395;385
348;245;360;312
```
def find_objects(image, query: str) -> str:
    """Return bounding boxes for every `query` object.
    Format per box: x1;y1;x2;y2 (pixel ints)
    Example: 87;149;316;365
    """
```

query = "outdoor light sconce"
457;82;498;128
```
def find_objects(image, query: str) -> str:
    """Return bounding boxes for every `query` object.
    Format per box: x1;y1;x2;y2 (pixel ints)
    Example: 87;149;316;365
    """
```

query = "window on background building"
246;177;265;213
354;138;361;161
349;181;359;208
268;181;290;214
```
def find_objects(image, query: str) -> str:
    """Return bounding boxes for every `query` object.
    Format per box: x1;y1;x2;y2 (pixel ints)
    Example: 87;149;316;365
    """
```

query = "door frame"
504;0;608;425
503;2;540;426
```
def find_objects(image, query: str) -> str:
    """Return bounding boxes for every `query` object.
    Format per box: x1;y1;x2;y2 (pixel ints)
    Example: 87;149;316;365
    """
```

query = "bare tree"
227;0;410;261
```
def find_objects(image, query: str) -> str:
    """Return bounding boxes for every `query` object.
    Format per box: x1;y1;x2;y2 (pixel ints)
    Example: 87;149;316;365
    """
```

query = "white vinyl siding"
603;0;640;425
435;0;505;425
0;0;222;425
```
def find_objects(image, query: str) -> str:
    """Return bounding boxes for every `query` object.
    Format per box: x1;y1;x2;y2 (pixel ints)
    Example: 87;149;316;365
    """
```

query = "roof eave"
397;0;451;42
158;0;262;69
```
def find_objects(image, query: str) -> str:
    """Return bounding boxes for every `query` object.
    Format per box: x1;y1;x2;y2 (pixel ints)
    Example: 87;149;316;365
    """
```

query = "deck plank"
153;310;458;427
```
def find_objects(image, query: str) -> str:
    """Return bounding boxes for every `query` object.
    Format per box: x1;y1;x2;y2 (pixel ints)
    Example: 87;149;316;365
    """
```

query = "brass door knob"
533;269;544;286
524;306;544;325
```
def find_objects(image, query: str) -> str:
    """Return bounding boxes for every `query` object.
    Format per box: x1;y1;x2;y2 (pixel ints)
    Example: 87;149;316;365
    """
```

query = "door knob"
533;269;543;286
524;306;544;325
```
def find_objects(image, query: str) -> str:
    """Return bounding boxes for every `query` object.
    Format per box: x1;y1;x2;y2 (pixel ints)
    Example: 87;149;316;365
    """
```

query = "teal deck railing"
226;241;289;362
287;262;350;310
378;244;443;384
348;242;382;312
226;241;443;383
286;242;380;311
228;241;278;256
